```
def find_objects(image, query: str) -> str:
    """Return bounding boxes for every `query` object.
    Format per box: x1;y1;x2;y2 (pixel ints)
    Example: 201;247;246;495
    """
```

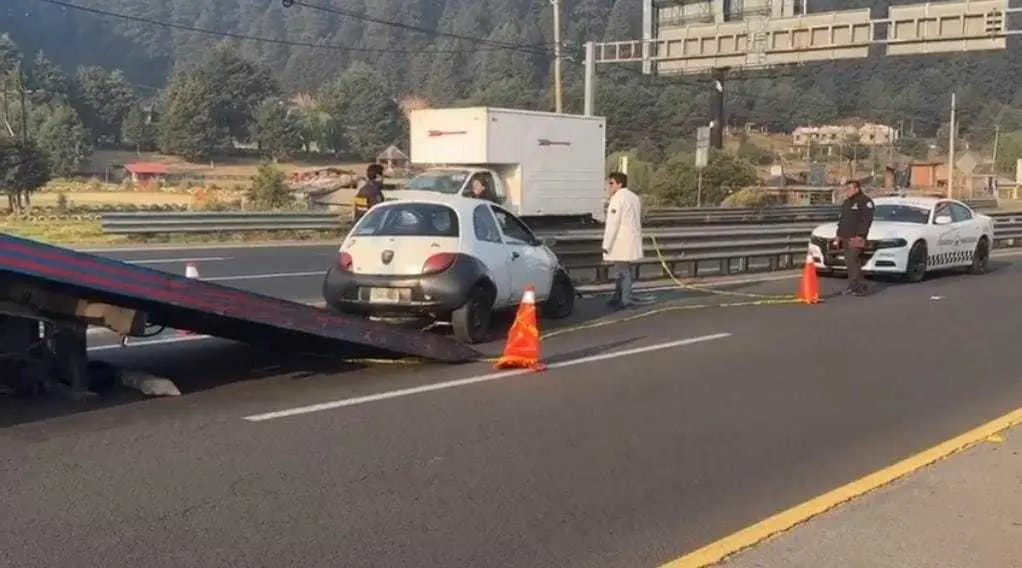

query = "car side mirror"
934;215;952;225
537;236;556;247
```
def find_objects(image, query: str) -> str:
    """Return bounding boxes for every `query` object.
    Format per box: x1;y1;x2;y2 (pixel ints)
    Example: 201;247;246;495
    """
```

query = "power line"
31;0;538;55
286;0;555;56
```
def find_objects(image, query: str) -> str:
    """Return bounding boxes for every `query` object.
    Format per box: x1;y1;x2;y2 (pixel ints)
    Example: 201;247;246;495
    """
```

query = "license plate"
368;288;401;303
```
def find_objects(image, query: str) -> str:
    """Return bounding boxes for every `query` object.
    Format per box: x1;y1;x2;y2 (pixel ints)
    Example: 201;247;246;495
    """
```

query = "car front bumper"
808;237;909;273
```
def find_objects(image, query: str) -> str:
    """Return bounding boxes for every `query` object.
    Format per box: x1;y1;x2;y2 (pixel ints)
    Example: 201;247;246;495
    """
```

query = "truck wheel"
541;273;575;320
451;284;494;344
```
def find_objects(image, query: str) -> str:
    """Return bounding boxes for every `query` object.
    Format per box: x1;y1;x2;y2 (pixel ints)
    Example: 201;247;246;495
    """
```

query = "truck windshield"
873;204;930;224
404;170;470;194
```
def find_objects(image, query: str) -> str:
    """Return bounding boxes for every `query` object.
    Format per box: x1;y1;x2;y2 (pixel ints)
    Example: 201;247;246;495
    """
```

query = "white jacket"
601;187;644;262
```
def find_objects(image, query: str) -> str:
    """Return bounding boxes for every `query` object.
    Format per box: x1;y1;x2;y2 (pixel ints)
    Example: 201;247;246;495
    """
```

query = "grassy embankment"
2;150;366;247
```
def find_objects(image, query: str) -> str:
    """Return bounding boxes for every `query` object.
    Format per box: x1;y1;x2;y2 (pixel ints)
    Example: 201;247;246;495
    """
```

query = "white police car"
808;196;994;282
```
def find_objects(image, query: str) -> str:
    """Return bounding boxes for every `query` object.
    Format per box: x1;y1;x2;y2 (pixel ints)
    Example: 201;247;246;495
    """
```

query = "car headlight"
871;238;908;249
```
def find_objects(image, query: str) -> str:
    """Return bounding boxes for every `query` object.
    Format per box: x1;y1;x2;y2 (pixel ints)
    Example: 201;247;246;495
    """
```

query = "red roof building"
123;162;170;186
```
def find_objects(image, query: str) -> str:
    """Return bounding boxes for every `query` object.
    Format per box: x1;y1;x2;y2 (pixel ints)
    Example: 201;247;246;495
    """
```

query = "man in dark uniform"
836;179;874;296
353;164;386;221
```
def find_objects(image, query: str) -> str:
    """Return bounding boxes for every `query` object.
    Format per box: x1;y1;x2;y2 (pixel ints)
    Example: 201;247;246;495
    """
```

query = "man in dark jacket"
353;164;386;221
836;180;874;296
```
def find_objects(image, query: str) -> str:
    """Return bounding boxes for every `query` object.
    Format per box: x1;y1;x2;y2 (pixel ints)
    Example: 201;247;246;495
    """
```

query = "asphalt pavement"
718;423;1022;568
4;251;1022;567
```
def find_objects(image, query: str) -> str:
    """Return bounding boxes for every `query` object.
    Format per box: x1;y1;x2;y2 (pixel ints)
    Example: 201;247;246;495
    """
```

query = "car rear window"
353;203;459;237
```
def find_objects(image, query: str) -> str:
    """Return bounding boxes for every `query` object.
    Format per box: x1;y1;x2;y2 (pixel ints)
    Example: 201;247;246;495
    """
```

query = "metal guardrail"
99;199;1003;234
553;218;1022;284
100;212;344;234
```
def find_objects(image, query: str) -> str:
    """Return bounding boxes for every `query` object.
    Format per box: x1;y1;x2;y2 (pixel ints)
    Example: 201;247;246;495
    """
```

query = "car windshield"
873;204;930;224
403;170;470;194
352;203;459;237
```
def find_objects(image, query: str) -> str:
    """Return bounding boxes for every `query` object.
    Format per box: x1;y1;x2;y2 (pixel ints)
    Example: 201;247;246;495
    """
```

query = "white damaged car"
808;196;994;282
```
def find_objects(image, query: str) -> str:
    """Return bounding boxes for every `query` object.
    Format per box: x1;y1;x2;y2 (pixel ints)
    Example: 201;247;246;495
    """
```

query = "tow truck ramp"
0;233;480;395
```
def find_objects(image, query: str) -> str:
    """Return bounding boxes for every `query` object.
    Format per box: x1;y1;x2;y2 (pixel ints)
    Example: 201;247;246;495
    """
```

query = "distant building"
792;122;899;148
122;162;169;187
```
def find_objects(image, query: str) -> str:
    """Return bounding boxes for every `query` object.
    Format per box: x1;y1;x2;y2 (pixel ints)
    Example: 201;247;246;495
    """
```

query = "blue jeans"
609;263;633;306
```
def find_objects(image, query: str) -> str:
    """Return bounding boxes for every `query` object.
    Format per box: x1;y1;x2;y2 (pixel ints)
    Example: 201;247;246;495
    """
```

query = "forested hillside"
3;0;1022;137
4;0;1022;206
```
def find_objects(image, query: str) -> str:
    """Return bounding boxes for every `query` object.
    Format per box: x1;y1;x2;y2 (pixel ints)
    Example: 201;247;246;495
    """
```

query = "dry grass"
1;217;344;247
87;149;367;179
31;191;193;207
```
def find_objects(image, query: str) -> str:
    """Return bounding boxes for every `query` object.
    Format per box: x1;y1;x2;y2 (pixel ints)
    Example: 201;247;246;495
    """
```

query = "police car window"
353;203;459;237
949;203;973;223
472;204;502;243
490;206;536;244
872;204;929;224
933;203;951;222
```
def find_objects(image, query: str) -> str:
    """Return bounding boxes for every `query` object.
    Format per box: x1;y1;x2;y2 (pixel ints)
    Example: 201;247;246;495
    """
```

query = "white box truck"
403;107;607;224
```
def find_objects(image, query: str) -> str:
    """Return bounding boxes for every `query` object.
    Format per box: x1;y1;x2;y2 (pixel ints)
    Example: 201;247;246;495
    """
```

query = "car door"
468;204;513;307
948;202;981;265
930;201;961;267
490;205;555;302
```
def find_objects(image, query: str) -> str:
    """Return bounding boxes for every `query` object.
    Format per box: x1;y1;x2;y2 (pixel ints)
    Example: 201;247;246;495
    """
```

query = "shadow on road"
1;293;647;428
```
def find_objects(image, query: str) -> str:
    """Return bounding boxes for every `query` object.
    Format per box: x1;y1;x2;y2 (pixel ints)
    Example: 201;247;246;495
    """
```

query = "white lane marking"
202;271;325;282
130;256;232;264
242;332;733;422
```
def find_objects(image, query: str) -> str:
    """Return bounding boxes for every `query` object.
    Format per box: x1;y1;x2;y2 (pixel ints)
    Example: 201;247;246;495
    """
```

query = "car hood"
811;221;925;240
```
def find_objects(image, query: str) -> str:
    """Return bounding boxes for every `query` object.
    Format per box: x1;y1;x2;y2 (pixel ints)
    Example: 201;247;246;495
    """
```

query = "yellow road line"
658;407;1022;568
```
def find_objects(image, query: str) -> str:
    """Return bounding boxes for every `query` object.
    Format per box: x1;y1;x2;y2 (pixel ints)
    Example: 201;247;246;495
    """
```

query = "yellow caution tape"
344;235;809;366
648;235;799;301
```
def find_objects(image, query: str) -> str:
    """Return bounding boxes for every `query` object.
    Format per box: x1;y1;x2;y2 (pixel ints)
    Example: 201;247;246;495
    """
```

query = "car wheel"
541;272;575;320
902;241;928;283
451;284;494;344
968;237;990;275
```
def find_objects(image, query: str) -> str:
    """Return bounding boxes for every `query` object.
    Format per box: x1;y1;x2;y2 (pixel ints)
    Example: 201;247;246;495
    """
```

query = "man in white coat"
601;171;643;309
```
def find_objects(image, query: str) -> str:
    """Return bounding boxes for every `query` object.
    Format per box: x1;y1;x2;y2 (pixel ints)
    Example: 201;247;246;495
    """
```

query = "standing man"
836;179;874;296
353;163;386;221
602;171;643;309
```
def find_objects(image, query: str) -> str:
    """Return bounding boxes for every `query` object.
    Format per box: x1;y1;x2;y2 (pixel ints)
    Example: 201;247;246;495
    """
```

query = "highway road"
4;243;1022;567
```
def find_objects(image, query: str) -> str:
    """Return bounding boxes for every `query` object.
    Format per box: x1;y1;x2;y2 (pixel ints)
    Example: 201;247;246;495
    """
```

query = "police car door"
948;202;981;266
931;201;961;267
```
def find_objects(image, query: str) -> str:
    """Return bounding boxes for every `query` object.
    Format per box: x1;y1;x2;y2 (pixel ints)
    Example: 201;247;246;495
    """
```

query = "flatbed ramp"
0;234;480;363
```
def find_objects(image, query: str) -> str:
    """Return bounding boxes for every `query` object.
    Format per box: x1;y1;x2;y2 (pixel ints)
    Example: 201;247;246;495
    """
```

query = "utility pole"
709;71;725;149
947;92;956;198
550;0;563;113
992;122;1001;172
583;41;595;116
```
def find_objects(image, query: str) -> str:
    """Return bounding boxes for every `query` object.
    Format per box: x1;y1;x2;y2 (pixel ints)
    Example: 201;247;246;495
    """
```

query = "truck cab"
402;168;507;204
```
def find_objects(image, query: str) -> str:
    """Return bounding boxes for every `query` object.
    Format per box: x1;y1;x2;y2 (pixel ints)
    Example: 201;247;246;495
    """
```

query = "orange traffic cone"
798;251;820;304
179;263;201;336
493;286;546;371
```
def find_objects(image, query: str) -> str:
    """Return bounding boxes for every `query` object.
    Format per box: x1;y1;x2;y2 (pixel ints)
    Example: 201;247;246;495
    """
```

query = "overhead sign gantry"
583;0;1015;148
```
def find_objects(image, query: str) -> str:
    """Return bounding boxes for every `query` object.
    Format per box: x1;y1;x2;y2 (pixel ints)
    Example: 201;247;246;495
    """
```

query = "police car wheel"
968;237;990;275
902;241;927;283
